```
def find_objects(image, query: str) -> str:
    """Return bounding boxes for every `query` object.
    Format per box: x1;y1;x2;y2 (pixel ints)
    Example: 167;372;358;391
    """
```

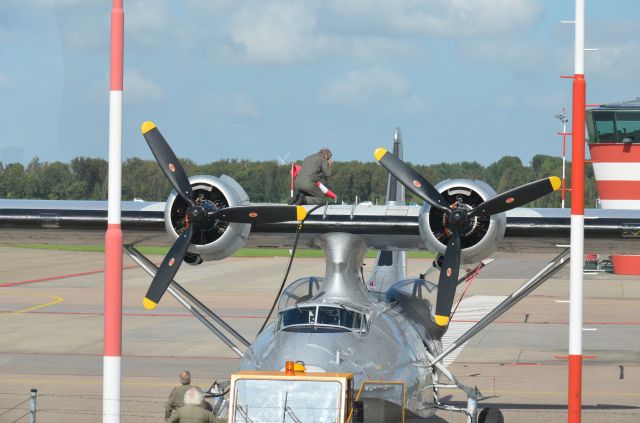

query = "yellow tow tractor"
228;361;362;423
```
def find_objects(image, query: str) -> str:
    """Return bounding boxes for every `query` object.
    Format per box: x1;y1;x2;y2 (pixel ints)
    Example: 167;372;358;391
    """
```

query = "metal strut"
421;249;569;423
431;247;571;367
124;245;249;358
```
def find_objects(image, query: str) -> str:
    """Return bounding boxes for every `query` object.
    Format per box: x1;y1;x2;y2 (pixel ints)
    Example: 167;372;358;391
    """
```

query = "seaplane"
1;123;639;423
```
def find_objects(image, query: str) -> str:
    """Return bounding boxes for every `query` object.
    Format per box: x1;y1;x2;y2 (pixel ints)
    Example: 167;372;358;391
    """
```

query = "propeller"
374;147;560;327
140;121;307;310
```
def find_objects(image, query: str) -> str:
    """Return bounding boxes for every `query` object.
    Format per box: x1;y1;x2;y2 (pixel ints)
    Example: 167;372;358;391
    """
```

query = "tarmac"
1;245;639;422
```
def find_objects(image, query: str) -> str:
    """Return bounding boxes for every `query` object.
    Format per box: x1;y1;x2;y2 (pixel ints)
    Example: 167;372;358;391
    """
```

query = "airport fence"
0;388;37;423
0;389;168;422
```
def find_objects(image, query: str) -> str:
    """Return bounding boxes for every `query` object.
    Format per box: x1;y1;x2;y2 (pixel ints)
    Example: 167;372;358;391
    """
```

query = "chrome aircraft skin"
1;125;639;422
241;132;441;417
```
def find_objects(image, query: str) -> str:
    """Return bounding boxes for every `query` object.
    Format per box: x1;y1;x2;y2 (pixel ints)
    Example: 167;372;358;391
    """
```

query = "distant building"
587;98;640;209
586;98;640;275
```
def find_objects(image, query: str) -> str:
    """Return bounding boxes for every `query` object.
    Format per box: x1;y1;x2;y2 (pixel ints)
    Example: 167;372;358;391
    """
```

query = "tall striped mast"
104;1;124;422
568;0;585;421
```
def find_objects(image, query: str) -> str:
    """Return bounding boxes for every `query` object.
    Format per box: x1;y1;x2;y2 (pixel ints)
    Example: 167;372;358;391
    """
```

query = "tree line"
0;155;598;208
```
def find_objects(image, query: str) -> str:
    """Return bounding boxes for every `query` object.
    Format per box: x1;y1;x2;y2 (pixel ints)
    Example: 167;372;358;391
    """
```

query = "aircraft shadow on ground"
448;400;639;411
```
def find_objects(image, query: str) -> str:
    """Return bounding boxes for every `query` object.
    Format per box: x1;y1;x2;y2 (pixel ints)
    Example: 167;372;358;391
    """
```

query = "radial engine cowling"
419;179;506;263
164;175;251;261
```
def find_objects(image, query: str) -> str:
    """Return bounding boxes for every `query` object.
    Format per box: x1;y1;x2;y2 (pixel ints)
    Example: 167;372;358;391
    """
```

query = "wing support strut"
124;245;249;357
430;248;571;367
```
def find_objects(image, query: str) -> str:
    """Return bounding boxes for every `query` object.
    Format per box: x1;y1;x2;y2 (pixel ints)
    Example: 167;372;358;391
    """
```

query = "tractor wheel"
478;407;504;423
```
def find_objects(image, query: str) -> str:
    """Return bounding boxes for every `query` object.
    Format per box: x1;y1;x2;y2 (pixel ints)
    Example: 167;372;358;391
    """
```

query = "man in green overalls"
165;370;212;419
294;148;334;205
167;387;221;423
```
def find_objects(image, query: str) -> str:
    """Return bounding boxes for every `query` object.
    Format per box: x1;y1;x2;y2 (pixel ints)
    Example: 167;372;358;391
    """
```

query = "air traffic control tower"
586;98;640;274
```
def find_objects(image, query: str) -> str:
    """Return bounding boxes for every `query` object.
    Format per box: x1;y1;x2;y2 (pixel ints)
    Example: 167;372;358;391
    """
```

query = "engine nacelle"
418;179;506;263
164;175;251;261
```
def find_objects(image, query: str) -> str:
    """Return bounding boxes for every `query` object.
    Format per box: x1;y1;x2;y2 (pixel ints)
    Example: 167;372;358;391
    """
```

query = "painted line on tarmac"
554;355;597;360
0;265;138;287
0;351;240;360
12;309;639;325
2;377;187;388
438;387;640;397
9;296;63;314
20;310;269;318
452;319;640;326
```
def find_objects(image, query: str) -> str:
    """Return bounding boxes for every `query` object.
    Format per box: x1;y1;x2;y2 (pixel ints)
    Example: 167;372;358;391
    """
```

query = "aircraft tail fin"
369;128;407;292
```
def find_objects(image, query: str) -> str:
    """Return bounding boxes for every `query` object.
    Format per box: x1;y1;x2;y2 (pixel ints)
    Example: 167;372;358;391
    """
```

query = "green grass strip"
3;243;436;259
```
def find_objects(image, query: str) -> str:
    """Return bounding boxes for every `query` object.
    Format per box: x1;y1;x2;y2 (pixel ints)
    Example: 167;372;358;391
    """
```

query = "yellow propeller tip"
143;297;157;310
141;121;156;134
549;176;562;191
373;148;388;162
434;315;450;327
296;206;307;221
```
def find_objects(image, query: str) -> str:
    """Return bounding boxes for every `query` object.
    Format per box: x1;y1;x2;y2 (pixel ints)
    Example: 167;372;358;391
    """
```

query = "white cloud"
125;0;170;47
197;91;261;120
227;1;324;64
124;68;164;103
585;21;640;84
498;91;570;114
89;68;163;104
221;92;261;118
319;67;427;113
347;36;420;62
461;38;567;78
327;0;543;37
587;41;640;84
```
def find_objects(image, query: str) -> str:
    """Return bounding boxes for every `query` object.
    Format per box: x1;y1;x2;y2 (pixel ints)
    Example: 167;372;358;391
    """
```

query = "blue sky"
1;0;638;166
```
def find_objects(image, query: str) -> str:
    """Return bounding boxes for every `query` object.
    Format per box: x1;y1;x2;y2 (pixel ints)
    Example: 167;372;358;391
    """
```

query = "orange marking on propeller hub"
506;197;515;204
168;163;176;172
413;180;422;188
249;212;258;218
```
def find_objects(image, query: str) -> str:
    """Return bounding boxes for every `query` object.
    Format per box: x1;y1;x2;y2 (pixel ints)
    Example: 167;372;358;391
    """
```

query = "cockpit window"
279;305;366;332
277;277;324;311
317;306;361;328
281;306;315;327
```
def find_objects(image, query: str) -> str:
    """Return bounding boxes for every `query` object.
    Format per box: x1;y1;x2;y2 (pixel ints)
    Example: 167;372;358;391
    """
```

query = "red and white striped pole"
568;0;585;421
104;1;124;422
290;162;294;198
558;108;568;208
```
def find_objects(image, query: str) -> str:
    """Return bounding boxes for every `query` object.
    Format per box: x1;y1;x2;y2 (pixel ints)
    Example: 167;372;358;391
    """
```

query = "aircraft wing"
1;199;638;254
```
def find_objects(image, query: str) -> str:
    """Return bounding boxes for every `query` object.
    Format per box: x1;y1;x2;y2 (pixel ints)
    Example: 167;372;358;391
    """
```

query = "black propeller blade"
141;121;194;207
143;226;193;310
374;148;449;213
434;230;461;327
468;177;561;218
140;121;309;310
209;205;307;224
374;147;561;328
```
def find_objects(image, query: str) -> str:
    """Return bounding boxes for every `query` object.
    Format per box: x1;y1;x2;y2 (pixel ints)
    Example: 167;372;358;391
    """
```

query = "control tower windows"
587;109;640;143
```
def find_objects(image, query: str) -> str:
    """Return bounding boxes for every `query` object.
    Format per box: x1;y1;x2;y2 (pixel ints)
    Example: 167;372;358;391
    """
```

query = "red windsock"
316;182;337;199
291;164;302;178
